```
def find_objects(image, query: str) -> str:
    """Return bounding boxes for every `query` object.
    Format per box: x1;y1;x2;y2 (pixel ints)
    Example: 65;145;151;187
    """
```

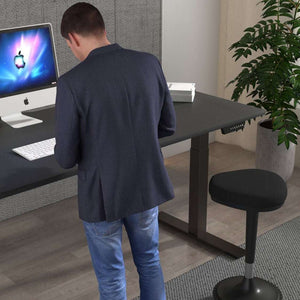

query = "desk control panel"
221;122;245;134
12;138;55;161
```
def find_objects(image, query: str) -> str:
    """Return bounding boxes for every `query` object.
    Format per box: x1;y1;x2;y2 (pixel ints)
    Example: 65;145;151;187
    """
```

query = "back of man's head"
61;2;105;40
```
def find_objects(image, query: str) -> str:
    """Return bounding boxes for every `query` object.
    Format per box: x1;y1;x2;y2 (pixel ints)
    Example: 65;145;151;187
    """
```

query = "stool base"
213;276;282;300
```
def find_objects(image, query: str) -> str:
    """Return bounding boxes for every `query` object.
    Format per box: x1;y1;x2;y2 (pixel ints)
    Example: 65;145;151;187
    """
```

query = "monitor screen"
0;24;58;98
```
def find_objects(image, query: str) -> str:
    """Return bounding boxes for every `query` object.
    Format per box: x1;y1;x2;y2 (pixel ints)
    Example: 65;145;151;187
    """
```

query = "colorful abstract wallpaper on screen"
0;26;57;97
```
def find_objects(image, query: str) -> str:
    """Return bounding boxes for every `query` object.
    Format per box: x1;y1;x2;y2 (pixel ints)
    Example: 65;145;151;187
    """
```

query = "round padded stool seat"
209;169;287;212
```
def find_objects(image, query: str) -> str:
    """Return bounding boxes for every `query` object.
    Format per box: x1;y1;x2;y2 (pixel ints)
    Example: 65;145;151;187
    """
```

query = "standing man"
55;2;176;300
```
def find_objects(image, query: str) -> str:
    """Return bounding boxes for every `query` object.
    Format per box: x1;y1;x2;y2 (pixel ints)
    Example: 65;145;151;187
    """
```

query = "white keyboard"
12;138;56;161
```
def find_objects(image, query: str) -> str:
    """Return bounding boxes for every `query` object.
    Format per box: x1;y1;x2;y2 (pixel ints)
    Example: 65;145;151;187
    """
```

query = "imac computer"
0;23;59;128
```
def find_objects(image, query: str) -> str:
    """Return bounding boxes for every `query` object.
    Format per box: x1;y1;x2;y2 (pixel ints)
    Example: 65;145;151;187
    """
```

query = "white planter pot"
256;119;296;181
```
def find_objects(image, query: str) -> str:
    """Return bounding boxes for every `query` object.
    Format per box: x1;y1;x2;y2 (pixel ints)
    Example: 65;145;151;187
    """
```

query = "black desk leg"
159;134;245;258
189;134;209;234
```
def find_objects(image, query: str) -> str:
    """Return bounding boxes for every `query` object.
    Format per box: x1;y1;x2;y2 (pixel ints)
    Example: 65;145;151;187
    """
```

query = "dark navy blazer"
54;43;176;222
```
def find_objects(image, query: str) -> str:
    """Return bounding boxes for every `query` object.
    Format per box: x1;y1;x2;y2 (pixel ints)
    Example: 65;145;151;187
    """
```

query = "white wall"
161;0;220;158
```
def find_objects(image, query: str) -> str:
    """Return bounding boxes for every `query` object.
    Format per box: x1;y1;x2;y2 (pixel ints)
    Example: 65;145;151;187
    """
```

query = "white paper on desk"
167;82;196;92
167;82;196;102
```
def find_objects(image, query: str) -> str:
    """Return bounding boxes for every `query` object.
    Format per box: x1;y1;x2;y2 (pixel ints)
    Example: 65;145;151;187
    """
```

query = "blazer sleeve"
54;78;80;169
155;58;176;139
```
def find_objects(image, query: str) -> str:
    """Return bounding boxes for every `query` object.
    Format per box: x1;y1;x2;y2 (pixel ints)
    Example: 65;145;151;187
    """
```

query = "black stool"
209;169;287;300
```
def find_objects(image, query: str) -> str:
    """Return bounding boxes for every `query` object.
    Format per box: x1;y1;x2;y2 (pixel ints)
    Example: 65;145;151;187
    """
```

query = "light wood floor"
1;142;299;300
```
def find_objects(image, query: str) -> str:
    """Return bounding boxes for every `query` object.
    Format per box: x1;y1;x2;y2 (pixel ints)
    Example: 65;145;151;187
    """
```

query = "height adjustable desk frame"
159;134;244;258
158;93;264;259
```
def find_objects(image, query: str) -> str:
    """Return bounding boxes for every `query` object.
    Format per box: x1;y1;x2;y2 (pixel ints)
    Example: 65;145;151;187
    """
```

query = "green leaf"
245;27;256;33
288;127;300;134
292;19;300;28
263;9;279;17
285;139;290;149
242;62;252;68
278;132;285;144
261;0;276;9
271;110;282;117
259;20;267;26
287;133;298;144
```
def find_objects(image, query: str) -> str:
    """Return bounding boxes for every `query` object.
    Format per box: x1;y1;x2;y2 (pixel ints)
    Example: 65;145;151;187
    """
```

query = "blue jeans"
83;206;166;300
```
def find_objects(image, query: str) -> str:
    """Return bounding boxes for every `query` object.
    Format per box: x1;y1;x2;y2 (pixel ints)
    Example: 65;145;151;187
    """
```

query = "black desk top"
0;91;264;199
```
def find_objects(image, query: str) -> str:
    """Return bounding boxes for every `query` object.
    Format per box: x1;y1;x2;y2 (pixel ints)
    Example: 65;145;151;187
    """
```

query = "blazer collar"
88;43;122;57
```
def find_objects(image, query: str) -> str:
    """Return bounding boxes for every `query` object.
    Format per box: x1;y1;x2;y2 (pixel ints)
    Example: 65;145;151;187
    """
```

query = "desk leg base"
159;211;245;259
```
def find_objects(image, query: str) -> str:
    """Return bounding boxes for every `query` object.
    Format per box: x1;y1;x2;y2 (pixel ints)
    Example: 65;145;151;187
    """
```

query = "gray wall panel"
0;177;77;222
0;0;44;27
116;0;161;60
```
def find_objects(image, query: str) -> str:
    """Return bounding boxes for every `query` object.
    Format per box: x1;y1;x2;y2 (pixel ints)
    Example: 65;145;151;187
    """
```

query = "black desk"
0;91;264;257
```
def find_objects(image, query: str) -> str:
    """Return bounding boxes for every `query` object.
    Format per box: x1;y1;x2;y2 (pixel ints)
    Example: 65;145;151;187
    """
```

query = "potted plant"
228;0;300;181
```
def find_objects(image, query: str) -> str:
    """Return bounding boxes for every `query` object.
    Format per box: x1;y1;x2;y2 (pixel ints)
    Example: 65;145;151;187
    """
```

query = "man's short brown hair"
61;2;105;40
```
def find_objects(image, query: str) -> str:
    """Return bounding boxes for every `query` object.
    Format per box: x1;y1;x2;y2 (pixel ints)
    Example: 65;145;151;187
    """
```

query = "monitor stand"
1;112;43;128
